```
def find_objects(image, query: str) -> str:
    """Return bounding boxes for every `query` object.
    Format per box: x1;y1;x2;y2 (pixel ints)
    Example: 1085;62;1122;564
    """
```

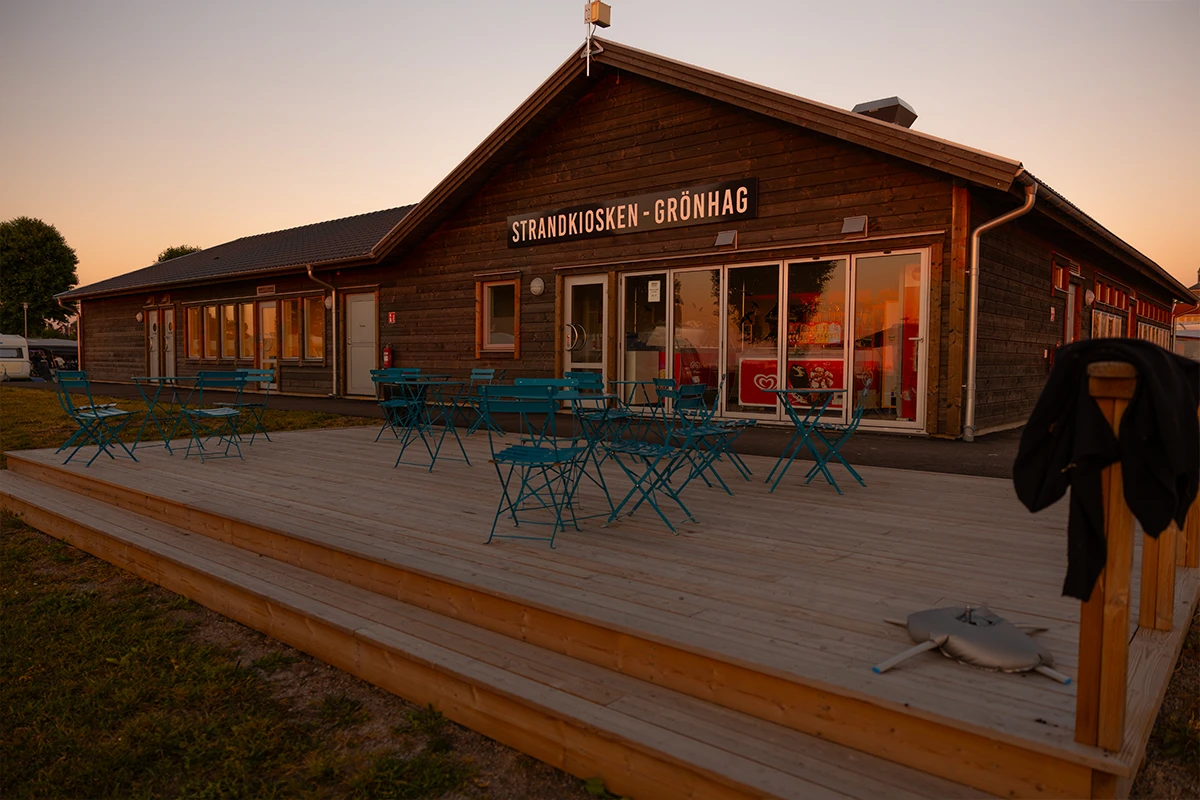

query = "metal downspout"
306;265;338;397
964;181;1037;442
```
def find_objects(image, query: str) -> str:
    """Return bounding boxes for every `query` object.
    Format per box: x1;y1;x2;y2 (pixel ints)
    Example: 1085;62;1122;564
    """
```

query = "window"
187;307;202;358
304;296;325;360
203;305;218;359
1093;309;1124;339
477;279;519;355
1138;321;1169;348
239;303;254;360
0;347;23;359
221;306;236;358
281;298;300;359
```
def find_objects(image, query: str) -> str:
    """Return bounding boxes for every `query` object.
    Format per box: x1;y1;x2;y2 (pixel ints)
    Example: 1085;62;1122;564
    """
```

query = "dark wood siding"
80;273;334;395
80;294;146;380
366;73;954;386
971;190;1179;432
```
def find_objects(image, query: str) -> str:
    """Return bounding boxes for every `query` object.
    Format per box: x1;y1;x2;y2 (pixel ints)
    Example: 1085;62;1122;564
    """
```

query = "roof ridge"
232;204;417;245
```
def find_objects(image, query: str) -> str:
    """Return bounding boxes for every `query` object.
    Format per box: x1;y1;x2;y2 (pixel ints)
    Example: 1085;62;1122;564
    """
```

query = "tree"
0;217;79;337
157;244;202;262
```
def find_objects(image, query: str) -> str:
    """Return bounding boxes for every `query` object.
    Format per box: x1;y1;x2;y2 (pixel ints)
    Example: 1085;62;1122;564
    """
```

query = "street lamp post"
22;302;29;339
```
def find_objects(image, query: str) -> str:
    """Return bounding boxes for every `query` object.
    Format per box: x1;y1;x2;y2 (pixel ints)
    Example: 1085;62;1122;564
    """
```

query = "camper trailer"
0;334;31;381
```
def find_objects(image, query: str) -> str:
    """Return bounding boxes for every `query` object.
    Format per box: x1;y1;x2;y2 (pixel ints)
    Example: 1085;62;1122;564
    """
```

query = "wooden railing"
1075;361;1200;753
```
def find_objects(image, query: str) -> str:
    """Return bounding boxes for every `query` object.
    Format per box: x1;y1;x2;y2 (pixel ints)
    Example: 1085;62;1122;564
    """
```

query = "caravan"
0;334;32;381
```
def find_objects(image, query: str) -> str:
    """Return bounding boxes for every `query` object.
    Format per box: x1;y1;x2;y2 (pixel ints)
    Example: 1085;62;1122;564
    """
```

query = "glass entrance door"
723;263;781;416
621;273;668;400
851;252;925;427
672;268;720;406
563;275;607;379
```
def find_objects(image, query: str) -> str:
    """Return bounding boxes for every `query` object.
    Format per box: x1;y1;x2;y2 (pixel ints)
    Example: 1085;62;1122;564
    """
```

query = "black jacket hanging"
1012;339;1199;601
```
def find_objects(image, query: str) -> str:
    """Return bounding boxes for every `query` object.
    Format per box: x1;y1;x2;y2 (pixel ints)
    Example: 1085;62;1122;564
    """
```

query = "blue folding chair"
661;383;736;496
804;382;871;494
215;368;274;444
603;434;694;535
181;372;248;462
480;385;588;548
463;368;504;436
52;371;137;467
371;368;421;441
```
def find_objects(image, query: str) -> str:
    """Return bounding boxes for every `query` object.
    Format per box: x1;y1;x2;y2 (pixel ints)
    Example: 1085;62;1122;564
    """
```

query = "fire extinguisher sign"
387;311;396;324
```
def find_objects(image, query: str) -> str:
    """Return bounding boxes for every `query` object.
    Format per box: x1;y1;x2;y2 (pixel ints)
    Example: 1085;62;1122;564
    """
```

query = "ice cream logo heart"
753;373;778;392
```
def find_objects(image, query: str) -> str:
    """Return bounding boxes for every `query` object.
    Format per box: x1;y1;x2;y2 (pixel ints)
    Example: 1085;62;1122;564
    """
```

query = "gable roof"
373;38;1192;301
61;205;414;300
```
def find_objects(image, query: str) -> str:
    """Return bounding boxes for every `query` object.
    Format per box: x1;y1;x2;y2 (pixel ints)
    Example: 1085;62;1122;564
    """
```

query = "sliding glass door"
619;249;927;431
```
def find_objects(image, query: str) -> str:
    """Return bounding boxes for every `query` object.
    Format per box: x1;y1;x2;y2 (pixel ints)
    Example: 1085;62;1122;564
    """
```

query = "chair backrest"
371;367;420;382
238;368;275;396
371;368;420;400
564;371;605;393
469;368;496;382
479;384;565;455
845;378;872;432
53;370;94;416
514;377;577;387
194;371;247;407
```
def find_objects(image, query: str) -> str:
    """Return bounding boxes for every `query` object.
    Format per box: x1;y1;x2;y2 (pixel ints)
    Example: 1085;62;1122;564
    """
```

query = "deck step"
4;449;1123;799
0;470;980;800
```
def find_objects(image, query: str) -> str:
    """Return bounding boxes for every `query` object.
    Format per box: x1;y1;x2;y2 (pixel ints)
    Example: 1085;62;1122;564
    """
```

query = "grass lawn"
0;385;597;800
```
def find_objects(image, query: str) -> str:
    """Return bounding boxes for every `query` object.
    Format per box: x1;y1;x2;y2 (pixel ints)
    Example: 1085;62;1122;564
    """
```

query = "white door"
564;276;607;379
147;311;160;378
346;292;377;395
162;308;176;377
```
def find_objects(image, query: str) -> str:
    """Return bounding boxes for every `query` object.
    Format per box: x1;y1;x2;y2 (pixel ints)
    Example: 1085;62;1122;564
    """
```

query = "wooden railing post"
1075;362;1136;752
1139;520;1176;632
1184;406;1200;569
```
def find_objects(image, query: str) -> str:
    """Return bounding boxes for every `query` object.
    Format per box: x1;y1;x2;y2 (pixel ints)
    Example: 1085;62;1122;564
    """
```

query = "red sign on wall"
387;311;396;324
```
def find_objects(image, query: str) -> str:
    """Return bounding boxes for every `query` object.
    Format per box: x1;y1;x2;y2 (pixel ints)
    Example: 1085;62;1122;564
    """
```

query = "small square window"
476;279;520;357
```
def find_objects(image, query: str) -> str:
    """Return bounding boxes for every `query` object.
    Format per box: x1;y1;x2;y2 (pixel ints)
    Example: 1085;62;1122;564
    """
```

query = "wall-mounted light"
841;215;868;237
714;230;737;247
324;296;334;310
1084;289;1095;307
529;277;546;296
135;311;144;323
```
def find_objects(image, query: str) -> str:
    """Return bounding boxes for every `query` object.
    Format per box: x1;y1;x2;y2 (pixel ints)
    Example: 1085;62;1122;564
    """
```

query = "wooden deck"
4;426;1197;799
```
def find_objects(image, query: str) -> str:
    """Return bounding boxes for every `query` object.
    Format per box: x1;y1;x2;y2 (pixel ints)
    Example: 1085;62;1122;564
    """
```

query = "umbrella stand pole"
872;638;944;674
1035;665;1072;684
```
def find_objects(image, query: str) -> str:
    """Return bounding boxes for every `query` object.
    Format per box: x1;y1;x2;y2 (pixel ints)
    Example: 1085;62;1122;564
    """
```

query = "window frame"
186;306;202;359
202;305;218;360
280;298;301;361
475;278;520;358
238;303;255;361
220;305;237;359
303;295;325;361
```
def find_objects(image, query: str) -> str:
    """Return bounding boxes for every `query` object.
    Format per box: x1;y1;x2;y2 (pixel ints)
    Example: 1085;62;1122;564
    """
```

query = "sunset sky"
2;1;1197;290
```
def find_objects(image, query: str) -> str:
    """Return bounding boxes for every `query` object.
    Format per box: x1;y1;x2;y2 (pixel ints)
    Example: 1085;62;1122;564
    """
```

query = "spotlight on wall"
1084;288;1095;307
714;230;737;247
841;215;868;236
135;311;144;323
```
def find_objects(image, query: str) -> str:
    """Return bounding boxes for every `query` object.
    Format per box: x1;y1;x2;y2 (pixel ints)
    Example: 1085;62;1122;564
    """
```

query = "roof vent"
852;97;918;128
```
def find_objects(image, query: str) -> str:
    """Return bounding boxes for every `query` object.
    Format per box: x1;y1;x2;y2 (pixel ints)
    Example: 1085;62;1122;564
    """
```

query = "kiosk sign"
507;178;757;248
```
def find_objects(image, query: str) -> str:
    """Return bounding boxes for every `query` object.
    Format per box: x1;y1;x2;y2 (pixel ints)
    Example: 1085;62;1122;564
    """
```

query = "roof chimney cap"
852;96;918;128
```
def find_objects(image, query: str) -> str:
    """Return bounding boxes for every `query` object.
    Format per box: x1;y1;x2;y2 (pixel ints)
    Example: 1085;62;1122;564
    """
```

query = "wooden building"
60;39;1194;438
